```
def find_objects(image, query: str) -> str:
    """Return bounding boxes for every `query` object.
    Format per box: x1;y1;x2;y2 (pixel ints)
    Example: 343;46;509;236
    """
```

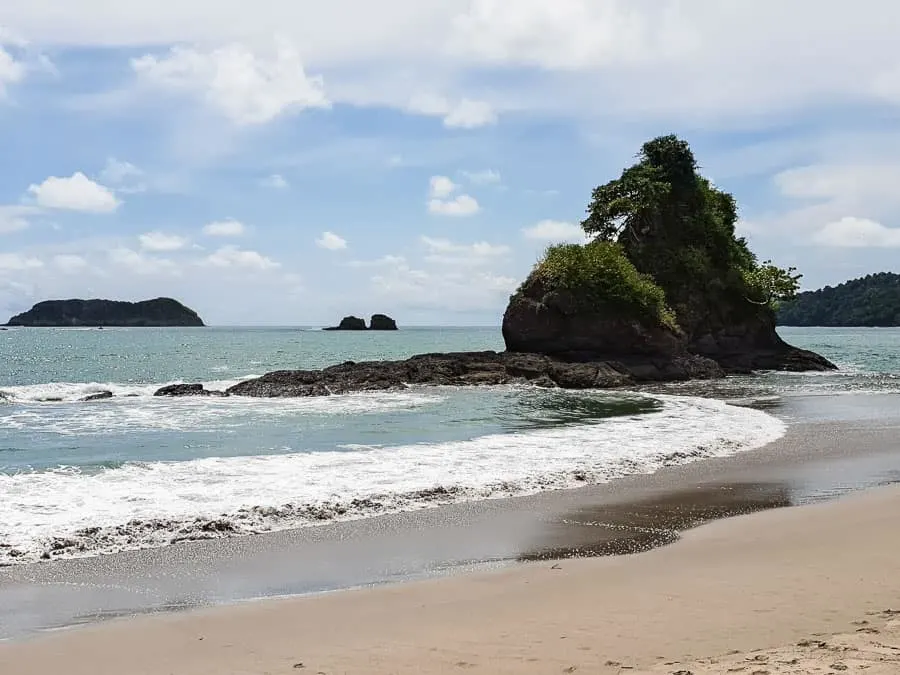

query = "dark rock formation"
503;275;683;360
214;351;722;399
323;316;367;331
153;383;225;397
81;391;113;402
323;314;399;330
369;314;398;330
503;278;833;374
688;313;836;373
5;298;204;327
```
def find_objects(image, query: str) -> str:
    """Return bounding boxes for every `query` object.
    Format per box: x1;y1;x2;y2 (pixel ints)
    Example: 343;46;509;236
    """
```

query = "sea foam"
0;392;785;564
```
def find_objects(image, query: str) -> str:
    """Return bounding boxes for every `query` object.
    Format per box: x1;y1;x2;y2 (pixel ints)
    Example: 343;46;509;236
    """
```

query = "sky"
1;1;899;325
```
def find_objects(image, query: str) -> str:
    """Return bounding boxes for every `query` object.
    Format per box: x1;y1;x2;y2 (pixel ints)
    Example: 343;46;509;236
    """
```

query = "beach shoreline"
2;468;899;673
2;392;900;644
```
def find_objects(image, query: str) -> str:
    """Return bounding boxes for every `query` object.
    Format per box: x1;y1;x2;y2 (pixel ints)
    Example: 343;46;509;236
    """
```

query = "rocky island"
155;136;834;399
323;314;399;331
6;298;204;327
777;273;900;327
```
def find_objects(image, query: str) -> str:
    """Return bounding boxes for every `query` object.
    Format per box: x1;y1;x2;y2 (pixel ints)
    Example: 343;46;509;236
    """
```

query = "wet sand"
2;476;899;674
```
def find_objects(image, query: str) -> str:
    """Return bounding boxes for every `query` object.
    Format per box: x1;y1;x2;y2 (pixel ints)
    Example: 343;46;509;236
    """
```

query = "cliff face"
5;298;205;327
502;274;683;360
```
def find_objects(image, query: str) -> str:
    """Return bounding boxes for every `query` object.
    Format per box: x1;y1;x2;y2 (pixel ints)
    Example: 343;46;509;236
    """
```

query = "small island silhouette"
323;314;398;331
5;298;205;327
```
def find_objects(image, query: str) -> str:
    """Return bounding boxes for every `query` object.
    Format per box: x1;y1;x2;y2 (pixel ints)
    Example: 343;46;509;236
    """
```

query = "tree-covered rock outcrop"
777;273;900;326
504;135;834;373
5;298;204;327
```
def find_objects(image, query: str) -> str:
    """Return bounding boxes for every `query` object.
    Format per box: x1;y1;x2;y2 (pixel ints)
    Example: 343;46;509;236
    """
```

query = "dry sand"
2;484;899;674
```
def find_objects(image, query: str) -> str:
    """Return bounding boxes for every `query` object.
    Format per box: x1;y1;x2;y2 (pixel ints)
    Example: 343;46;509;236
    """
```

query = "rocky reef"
5;298;204;327
154;350;722;398
323;314;399;331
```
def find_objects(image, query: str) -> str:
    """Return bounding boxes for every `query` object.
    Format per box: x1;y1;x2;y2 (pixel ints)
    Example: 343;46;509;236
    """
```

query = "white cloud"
371;262;517;312
100;157;142;184
0;206;36;234
315;231;348;250
428;194;480;216
6;2;900;125
813;217;900;248
449;0;695;70
426;175;480;215
260;173;289;189
139;231;189;252
429;175;458;199
421;236;509;259
522;219;589;243
745;161;900;239
27;172;120;213
132;41;330;125
408;93;497;128
108;248;178;275
442;99;497;128
202;219;245;237
774;164;900;203
0;45;25;97
53;254;89;273
204;245;280;270
0;253;42;272
420;236;510;267
461;169;501;185
346;254;406;268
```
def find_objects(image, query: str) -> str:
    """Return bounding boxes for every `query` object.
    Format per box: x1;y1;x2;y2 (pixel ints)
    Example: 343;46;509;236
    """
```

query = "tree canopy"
777;273;900;327
574;135;799;335
535;241;677;330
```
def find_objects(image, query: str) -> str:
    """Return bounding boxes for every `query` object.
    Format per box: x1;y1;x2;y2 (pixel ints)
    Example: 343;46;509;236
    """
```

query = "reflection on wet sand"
520;482;792;560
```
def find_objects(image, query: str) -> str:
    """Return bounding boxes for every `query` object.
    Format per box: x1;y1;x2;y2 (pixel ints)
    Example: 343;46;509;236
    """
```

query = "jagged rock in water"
81;391;113;402
154;383;225;397
323;316;367;331
5;298;204;327
369;314;398;330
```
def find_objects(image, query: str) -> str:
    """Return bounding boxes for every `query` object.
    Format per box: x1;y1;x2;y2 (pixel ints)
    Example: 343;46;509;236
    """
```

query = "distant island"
324;314;398;331
5;298;205;327
777;273;900;327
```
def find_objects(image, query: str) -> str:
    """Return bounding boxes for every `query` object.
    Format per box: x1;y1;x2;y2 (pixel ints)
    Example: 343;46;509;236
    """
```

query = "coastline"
2;392;900;644
2;467;899;673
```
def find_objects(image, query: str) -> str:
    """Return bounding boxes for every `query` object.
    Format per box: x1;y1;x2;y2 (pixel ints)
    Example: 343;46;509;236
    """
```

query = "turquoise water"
0;326;897;565
1;326;506;387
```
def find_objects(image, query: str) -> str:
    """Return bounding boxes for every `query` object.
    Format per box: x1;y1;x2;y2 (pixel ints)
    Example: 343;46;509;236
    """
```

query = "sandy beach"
2;476;899;674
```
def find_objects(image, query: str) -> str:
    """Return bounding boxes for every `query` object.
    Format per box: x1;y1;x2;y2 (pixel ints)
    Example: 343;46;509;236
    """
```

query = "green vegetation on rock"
777;273;900;327
525;135;800;339
535;241;677;330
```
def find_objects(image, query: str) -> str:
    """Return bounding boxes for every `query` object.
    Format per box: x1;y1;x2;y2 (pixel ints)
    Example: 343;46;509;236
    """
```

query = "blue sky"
1;1;899;325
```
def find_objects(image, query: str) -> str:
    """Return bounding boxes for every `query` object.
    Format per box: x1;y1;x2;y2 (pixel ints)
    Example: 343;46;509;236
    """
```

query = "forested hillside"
777;273;900;327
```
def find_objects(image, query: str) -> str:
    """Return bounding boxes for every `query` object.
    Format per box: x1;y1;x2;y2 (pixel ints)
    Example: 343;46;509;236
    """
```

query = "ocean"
2;326;899;566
